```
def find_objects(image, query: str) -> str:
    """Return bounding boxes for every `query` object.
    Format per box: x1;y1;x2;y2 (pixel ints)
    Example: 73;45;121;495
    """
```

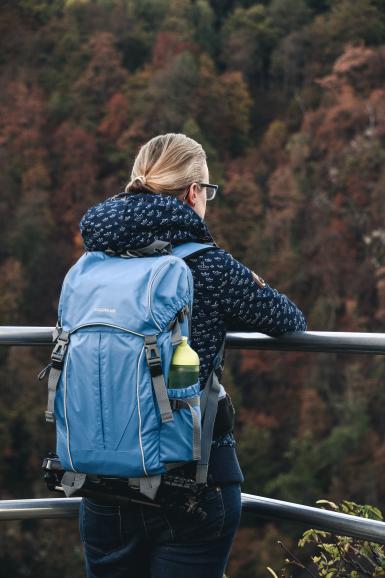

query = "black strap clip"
144;335;160;359
144;335;163;377
51;331;70;369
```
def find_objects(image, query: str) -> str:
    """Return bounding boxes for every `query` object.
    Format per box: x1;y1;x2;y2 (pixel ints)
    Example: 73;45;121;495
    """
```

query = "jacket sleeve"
213;249;307;335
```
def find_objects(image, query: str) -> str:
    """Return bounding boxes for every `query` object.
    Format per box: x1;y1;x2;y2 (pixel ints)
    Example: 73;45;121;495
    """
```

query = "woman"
79;133;306;578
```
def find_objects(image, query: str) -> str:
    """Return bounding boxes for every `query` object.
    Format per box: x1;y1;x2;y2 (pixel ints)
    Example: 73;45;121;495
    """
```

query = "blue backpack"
44;240;225;499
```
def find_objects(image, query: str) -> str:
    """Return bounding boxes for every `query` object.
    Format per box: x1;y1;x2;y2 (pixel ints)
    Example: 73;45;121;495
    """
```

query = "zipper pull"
38;363;52;381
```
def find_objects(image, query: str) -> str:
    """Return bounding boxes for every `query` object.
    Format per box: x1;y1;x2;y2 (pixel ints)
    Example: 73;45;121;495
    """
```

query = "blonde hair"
125;133;207;196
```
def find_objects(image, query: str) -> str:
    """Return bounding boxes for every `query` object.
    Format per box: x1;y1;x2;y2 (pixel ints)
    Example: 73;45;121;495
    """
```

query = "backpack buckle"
144;336;163;377
144;335;159;355
51;331;70;368
144;335;173;423
155;245;172;256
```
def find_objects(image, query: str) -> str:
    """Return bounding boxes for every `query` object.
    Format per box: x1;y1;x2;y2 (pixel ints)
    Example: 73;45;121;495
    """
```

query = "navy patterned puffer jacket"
80;191;307;483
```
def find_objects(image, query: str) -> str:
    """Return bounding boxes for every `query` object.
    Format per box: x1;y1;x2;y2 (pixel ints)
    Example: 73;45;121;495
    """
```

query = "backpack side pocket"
160;382;202;465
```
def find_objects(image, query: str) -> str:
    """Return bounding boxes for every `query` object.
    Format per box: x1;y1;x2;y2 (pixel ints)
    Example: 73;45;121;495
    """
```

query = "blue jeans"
79;484;241;578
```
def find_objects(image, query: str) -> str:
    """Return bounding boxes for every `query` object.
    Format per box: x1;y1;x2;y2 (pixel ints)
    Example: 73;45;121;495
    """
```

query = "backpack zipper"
63;351;76;472
137;345;148;477
69;322;145;337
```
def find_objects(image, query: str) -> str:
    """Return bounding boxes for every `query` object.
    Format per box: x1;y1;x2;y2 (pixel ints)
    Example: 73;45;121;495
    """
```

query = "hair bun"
125;133;206;195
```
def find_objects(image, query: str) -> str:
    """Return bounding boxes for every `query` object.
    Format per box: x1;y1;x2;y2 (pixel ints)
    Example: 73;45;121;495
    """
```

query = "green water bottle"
168;336;200;389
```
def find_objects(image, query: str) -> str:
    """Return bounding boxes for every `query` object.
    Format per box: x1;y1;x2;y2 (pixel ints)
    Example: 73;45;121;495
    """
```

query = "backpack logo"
94;307;117;314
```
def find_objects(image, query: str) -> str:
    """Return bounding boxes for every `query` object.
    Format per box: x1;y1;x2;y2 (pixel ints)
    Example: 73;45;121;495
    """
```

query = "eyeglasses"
183;183;218;202
200;183;218;201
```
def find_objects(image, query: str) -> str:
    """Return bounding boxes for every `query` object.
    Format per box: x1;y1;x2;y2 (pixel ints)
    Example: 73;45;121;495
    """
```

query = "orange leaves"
268;165;303;209
297;387;330;437
239;350;271;374
21;163;51;194
152;30;195;69
260;120;289;165
332;44;375;76
239;407;279;430
192;55;252;156
98;92;130;142
310;45;385;157
51;122;98;226
72;32;129;119
0;80;47;167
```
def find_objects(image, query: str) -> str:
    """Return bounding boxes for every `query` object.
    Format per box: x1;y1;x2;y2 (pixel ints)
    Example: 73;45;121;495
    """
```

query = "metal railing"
1;327;385;544
2;326;385;354
1;495;385;544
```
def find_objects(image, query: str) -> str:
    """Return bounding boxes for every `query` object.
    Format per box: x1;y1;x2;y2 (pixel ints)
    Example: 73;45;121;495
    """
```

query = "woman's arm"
210;249;307;336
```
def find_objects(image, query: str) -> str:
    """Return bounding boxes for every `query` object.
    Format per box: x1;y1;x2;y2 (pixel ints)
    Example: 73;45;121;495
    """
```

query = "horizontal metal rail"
1;495;385;544
2;326;385;543
2;327;385;354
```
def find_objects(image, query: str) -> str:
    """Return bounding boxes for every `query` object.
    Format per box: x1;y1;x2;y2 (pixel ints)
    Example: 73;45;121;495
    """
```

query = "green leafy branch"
267;500;385;577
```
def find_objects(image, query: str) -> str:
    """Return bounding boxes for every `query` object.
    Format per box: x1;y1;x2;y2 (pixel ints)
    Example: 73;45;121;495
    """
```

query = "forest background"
1;0;385;576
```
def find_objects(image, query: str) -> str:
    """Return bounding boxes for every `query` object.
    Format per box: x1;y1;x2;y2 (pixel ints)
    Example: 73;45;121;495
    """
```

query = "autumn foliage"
2;1;385;577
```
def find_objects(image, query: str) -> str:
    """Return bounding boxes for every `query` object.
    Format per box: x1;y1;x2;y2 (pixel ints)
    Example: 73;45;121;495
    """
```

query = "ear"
185;183;199;207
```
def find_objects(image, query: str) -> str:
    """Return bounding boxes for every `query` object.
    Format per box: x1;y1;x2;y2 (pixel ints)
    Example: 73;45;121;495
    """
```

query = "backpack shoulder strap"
196;335;226;484
171;242;216;261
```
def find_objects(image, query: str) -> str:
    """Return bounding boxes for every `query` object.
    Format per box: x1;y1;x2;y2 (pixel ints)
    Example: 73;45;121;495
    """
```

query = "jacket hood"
80;191;215;252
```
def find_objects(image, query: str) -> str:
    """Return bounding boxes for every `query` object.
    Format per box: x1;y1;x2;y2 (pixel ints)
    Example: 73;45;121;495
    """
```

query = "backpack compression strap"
142;242;217;426
144;335;173;424
196;335;226;484
173;241;225;484
44;325;70;423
